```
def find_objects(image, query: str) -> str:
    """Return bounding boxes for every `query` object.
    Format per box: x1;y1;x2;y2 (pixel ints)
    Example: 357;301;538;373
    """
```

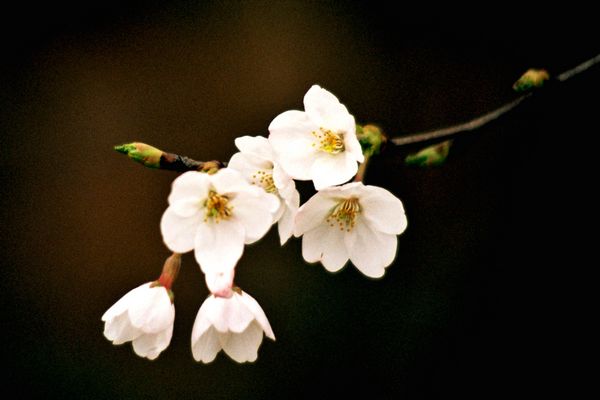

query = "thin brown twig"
391;53;600;146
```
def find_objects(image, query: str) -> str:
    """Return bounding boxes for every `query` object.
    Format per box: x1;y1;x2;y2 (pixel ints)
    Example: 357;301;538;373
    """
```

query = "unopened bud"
357;124;386;158
405;140;452;167
114;142;163;168
513;69;550;92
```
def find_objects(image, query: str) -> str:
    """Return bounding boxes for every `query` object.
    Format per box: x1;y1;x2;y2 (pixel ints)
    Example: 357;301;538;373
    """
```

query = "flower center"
327;197;360;232
251;170;278;194
204;190;232;223
312;127;345;154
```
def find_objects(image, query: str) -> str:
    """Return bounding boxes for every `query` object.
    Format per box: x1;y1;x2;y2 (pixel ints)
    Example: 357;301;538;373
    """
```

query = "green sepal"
405;140;452;167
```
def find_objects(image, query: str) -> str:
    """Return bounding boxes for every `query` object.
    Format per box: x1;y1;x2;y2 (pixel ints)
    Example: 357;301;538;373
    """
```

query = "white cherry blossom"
228;135;300;245
191;289;275;363
294;182;407;278
102;283;175;360
268;85;364;190
160;168;279;274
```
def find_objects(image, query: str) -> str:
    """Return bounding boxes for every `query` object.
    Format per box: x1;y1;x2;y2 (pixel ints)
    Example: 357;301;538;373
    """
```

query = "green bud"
405;140;452;167
114;142;163;168
513;69;550;92
357;124;385;158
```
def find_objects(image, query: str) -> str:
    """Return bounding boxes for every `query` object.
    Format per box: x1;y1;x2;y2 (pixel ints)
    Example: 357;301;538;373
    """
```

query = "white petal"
220;321;263;363
346;217;398;278
160;206;201;253
272;162;292;190
132;324;173;360
103;312;142;345
302;224;349;272
303;85;353;132
194;219;245;274
191;297;214;343
205;269;234;297
210;168;251;195
310;153;358;190
192;326;222;363
231;192;279;244
360;186;408;235
205;294;254;333
238;291;275;340
234;135;274;161
277;189;299;245
342;118;365;163
170;197;202;218
228;153;272;183
294;192;337;236
101;283;148;322
168;171;209;205
268;110;319;180
128;286;175;333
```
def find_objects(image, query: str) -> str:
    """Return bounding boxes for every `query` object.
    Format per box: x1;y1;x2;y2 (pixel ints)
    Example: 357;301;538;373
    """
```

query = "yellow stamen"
327;197;360;232
204;190;232;223
311;127;345;154
251;170;278;194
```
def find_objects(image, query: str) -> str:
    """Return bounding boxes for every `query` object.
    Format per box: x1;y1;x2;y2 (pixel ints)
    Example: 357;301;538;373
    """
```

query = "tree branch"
391;53;600;146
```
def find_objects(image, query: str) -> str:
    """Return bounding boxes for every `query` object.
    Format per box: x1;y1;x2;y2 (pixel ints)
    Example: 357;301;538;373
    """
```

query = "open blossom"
268;85;364;190
102;283;175;360
191;289;275;363
160;168;279;274
294;182;407;278
228;135;300;245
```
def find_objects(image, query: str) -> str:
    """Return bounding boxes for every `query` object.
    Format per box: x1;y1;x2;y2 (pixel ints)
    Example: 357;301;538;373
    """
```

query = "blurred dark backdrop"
1;1;597;398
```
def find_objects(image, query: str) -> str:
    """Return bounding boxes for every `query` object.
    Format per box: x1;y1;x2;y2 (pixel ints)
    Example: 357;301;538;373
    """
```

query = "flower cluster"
102;85;407;362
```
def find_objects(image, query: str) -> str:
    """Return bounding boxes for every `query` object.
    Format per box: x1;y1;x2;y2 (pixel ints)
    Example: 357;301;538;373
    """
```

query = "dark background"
1;1;597;398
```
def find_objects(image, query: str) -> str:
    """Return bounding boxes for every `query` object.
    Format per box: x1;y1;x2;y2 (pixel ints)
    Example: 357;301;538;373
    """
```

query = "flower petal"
302;224;349;272
170;197;201;218
360;186;408;235
346;217;398;278
310;153;358;190
228;153;272;183
204;294;254;333
132;324;173;360
277;189;299;245
128;286;174;333
168;171;209;205
194;219;245;274
205;269;234;298
238;291;275;340
303;85;352;132
294;192;337;236
220;321;263;363
160;206;201;253
103;312;142;345
231;191;279;244
234;135;274;161
192;326;221;363
101;283;147;322
268;110;319;180
210;168;252;195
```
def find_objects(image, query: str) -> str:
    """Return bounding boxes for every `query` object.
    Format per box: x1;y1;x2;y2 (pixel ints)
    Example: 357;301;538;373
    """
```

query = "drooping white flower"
268;85;365;190
102;283;175;360
160;168;279;274
228;135;300;245
191;289;275;363
294;182;407;278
